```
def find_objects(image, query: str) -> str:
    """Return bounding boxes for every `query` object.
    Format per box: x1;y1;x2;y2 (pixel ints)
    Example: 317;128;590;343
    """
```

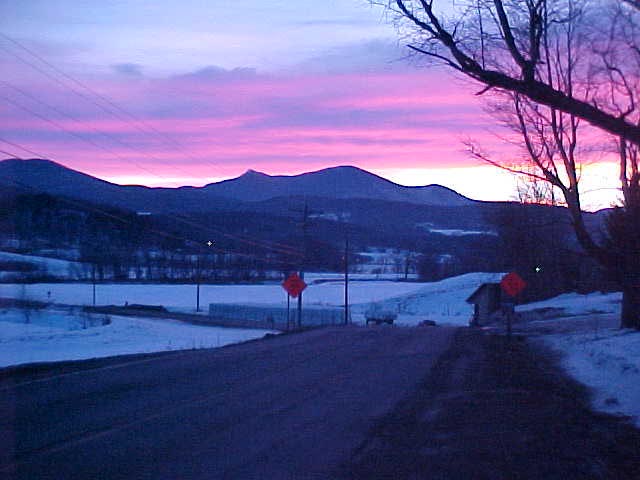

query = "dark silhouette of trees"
379;0;640;328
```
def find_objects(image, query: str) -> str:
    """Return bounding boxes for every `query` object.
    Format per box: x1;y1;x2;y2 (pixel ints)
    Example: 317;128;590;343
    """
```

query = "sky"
0;0;621;209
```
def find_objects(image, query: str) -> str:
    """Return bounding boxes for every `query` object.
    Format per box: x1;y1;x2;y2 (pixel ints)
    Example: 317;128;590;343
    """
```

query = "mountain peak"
241;168;268;178
204;164;472;205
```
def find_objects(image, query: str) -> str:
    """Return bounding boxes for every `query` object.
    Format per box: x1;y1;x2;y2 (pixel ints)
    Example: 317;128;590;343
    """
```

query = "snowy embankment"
518;291;640;427
0;251;84;280
544;327;640;427
353;272;506;326
0;307;273;368
518;291;621;316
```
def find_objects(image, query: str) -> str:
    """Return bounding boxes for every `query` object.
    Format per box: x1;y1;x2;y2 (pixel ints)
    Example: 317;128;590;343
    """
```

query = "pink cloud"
0;64;618;207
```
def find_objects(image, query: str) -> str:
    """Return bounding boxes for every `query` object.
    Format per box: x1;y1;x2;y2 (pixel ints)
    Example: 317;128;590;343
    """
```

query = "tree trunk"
621;285;640;329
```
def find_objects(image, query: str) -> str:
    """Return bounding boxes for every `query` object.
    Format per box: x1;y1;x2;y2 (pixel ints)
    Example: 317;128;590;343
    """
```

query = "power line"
0;34;312;261
0;135;46;158
0;79;196;179
170;213;303;258
1;147;304;267
0;134;303;258
0;65;308;257
0;32;228;177
0;93;169;180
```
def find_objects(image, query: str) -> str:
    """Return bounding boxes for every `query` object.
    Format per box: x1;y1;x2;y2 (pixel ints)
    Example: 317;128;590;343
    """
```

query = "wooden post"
298;202;308;329
92;263;96;307
287;293;291;331
196;255;201;312
344;229;349;325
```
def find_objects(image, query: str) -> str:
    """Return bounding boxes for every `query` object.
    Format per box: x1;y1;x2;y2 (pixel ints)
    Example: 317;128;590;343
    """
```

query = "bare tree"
379;0;640;328
380;0;640;142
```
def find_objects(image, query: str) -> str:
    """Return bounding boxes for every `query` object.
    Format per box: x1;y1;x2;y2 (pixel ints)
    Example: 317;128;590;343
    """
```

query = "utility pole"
196;254;201;312
298;202;308;329
92;263;96;307
404;254;410;281
286;292;291;331
344;226;349;325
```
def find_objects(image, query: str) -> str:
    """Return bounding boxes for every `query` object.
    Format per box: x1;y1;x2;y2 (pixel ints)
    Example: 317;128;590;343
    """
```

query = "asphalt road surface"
0;325;456;479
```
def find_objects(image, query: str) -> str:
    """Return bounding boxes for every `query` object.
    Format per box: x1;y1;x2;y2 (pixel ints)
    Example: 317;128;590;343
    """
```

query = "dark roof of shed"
466;282;500;303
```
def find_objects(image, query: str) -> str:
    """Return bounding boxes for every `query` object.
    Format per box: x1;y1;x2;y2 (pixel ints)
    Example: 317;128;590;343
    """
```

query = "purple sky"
0;1;620;209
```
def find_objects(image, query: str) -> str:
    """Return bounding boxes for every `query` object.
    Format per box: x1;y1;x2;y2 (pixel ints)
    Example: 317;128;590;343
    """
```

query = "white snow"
2;272;638;428
428;228;497;237
415;224;497;236
543;326;640;427
0;273;506;327
0;307;273;367
0;251;85;279
353;272;507;326
305;272;418;282
353;248;419;276
517;291;620;315
518;291;640;427
0;280;429;313
0;273;499;368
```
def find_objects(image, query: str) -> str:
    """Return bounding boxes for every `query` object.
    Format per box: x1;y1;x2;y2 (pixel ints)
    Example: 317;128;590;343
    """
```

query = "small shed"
466;283;503;326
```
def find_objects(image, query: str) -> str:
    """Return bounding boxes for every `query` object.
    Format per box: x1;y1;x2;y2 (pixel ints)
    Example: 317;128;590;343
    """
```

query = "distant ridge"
0;158;473;213
206;165;472;206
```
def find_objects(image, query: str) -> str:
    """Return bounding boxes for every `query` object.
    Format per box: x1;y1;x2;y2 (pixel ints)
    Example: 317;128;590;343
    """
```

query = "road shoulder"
342;329;640;479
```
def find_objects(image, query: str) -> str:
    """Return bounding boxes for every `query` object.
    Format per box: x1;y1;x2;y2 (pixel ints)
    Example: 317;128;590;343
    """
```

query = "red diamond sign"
282;273;307;298
500;272;527;297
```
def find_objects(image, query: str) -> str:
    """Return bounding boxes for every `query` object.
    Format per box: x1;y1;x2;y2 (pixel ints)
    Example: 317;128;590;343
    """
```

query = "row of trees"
1;193;350;282
380;0;640;328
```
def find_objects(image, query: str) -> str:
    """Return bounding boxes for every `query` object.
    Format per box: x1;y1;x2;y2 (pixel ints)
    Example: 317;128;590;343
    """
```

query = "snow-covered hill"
0;251;85;280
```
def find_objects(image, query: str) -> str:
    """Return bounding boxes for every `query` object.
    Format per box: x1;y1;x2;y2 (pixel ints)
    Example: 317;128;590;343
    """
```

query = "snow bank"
518;291;621;316
544;328;640;427
0;308;273;368
356;272;507;326
518;290;638;427
0;251;84;279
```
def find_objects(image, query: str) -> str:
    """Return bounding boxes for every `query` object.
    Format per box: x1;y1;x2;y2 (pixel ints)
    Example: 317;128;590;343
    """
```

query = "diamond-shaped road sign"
500;272;527;297
282;273;307;298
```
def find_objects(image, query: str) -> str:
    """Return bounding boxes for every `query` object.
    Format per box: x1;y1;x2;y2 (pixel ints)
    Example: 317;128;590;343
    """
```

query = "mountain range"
0;157;613;291
0;159;472;213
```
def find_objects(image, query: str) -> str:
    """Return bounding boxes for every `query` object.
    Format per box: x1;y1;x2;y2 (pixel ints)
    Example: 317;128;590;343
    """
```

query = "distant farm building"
466;283;513;326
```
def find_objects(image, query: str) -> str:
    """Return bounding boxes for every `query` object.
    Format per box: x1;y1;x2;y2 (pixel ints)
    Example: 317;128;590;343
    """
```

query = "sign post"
282;273;307;329
500;272;526;340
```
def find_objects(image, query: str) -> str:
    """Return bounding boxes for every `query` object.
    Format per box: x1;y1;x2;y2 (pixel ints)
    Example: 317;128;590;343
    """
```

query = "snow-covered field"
1;272;638;429
415;223;497;236
0;272;496;369
0;280;431;314
305;272;419;282
0;307;272;367
0;251;85;279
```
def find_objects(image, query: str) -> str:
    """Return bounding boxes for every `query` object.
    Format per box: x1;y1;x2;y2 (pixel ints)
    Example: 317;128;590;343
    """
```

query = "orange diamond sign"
500;272;526;297
282;273;307;298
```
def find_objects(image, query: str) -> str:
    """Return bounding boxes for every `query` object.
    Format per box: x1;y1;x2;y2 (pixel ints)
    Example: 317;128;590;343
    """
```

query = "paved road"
0;325;456;479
